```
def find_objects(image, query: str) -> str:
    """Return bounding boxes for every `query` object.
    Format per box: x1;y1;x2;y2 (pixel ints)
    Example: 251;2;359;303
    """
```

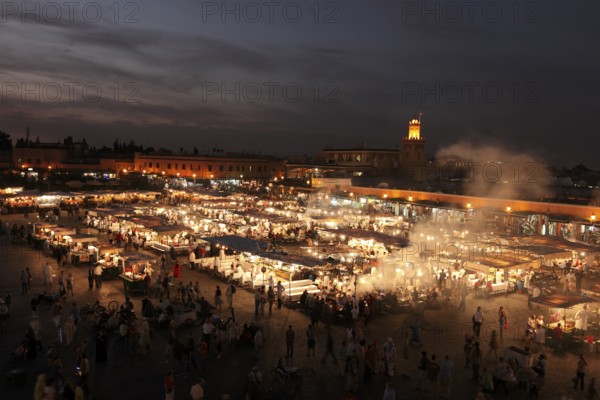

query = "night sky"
1;0;599;168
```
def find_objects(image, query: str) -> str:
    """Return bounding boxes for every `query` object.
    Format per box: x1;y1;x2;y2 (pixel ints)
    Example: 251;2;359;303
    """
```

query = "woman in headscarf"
382;337;397;377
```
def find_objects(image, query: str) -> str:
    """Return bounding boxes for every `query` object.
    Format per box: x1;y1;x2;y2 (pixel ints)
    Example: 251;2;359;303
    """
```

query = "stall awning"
66;234;97;243
322;228;409;248
120;252;157;262
530;293;596;308
152;225;191;235
261;252;323;267
202;235;267;253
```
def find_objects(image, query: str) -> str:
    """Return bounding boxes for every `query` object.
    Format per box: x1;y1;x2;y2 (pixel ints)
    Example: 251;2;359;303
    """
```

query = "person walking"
487;330;499;361
44;262;53;287
440;354;453;400
253;288;261;317
321;330;337;365
588;377;598;400
164;370;175;400
470;342;482;382
424;354;440;399
95;330;108;363
21;269;28;295
575;305;590;336
573;353;588;391
78;352;90;395
197;337;208;374
532;354;546;376
226;283;235;308
259;287;266;316
498;306;507;338
458;283;467;311
306;324;316;357
94;264;103;289
26;268;32;292
190;377;205;400
382;337;397;377
534;323;546;353
66;272;74;296
51;300;63;329
214;285;222;311
275;281;285;309
382;382;396;400
472;306;484;338
337;340;348;377
285;325;295;358
64;316;76;346
202;319;215;351
363;343;375;383
416;351;429;391
267;286;275;316
87;267;94;291
244;367;262;400
253;328;263;360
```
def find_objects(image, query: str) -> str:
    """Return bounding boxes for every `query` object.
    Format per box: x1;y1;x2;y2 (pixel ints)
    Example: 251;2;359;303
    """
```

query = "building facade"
133;153;286;180
316;147;400;172
315;115;427;176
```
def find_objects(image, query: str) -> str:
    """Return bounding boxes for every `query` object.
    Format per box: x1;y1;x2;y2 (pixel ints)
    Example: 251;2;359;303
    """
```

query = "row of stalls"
199;235;322;300
1;189;161;215
30;215;162;285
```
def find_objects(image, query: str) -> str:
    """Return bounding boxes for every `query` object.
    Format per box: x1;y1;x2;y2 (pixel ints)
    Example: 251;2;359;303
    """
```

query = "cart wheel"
107;301;119;312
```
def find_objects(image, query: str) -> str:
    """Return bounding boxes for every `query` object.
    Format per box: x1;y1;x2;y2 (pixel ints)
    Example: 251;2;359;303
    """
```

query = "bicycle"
270;358;313;394
270;366;303;394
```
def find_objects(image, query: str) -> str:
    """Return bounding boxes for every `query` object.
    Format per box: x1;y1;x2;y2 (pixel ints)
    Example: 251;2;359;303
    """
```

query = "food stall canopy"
88;207;132;217
509;235;595;253
262;253;323;267
119;215;163;227
152;225;192;235
530;293;596;308
323;228;409;248
203;235;267;253
121;252;157;263
13;189;41;197
41;191;76;197
122;189;161;196
238;211;299;224
66;234;97;243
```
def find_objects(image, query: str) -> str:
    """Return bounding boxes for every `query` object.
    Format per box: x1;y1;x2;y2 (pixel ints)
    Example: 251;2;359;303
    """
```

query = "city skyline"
1;0;599;168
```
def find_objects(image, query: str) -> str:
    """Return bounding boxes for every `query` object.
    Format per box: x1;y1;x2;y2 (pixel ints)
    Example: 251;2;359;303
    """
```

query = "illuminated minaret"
402;112;426;165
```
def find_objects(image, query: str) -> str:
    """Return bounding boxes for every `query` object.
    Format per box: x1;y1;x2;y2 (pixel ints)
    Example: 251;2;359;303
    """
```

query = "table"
118;274;147;296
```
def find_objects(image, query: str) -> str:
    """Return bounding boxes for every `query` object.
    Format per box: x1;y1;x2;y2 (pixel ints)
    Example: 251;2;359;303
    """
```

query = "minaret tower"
402;112;426;164
401;113;427;181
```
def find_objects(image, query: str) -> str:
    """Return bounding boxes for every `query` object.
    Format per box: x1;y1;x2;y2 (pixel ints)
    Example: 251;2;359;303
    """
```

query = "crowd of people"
1;196;599;400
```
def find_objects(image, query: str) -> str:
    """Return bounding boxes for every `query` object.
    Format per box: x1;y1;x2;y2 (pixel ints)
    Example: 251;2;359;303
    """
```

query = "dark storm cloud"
1;0;599;167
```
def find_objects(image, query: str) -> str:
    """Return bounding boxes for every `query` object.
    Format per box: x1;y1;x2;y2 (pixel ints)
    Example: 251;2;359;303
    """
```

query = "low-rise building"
133;153;286;180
